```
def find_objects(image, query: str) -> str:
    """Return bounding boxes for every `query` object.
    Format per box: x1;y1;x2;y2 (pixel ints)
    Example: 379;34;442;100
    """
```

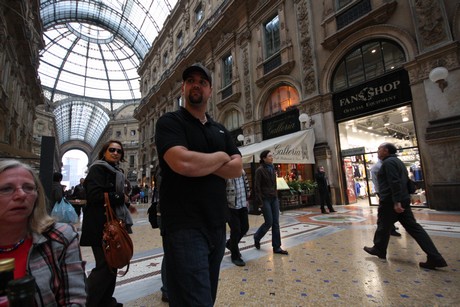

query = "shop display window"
338;106;427;207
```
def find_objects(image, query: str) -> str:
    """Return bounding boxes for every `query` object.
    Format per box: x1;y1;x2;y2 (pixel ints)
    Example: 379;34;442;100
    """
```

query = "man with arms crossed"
155;63;242;306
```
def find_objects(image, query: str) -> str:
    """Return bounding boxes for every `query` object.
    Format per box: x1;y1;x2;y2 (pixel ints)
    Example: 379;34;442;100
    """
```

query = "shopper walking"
226;169;250;266
363;142;447;269
253;150;288;255
71;177;86;218
155;63;242;306
80;140;136;306
49;172;64;214
371;159;401;237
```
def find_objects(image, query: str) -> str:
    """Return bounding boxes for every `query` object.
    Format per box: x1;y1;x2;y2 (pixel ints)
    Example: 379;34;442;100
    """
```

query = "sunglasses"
108;148;123;154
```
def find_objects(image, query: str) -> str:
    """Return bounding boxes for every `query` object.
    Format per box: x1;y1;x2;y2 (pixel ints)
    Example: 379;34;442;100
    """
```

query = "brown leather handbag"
102;192;133;274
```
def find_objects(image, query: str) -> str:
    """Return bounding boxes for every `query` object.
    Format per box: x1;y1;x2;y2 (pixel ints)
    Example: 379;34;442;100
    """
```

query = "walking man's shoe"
419;258;448;270
363;246;386;259
254;237;260;249
273;248;289;255
232;258;246;266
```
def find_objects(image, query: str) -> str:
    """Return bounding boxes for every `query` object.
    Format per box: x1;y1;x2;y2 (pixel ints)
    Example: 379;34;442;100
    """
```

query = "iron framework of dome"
38;0;177;147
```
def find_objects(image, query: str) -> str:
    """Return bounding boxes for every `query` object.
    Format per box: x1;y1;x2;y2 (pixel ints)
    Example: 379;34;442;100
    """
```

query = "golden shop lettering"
273;144;302;157
339;80;401;107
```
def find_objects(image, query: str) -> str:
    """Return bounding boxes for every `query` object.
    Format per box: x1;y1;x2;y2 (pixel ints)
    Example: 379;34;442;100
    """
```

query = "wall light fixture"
429;67;448;92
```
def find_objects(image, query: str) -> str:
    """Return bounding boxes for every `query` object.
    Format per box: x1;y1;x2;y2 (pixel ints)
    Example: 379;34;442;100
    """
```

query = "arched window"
263;85;300;117
224;109;242;131
332;40;405;92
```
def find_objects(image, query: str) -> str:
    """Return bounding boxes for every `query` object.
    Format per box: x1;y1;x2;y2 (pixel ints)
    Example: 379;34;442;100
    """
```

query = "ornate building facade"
117;0;460;210
0;0;44;166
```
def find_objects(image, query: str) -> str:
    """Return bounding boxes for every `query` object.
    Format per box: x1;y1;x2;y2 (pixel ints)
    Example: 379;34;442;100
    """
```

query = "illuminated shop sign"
262;108;300;140
332;69;412;121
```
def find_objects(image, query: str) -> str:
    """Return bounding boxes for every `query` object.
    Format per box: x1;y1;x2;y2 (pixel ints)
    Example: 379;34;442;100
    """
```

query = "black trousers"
373;199;443;260
227;207;249;260
86;246;118;307
318;188;333;211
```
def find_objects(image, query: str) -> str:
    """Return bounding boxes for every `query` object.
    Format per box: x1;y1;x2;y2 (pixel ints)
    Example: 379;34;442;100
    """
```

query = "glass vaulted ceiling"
38;0;177;147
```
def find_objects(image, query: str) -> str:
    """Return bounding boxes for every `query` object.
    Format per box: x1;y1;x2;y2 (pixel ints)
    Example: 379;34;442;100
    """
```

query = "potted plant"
300;180;317;195
287;180;301;194
299;180;317;205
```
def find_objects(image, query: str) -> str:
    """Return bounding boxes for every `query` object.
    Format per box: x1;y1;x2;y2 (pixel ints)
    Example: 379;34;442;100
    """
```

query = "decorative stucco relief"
296;0;316;95
184;5;190;30
406;50;458;84
414;0;446;46
242;47;253;120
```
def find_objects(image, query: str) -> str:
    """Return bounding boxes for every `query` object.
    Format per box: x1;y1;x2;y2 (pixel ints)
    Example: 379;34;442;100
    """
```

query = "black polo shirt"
155;107;241;233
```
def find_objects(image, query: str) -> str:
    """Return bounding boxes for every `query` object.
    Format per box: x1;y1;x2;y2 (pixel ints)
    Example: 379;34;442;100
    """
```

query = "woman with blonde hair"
0;159;86;305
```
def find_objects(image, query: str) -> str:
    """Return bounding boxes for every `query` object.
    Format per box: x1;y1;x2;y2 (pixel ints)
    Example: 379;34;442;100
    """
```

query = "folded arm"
164;146;232;177
213;154;243;179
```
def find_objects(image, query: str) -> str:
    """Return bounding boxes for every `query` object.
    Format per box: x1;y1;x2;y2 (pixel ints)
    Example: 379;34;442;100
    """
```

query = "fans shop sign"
332;69;412;121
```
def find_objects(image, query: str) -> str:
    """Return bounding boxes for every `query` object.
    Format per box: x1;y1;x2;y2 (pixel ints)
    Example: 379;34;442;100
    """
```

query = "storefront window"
362;41;384;80
263;85;300;117
338;106;426;207
337;0;353;9
332;40;405;92
224;109;242;131
338;106;414;152
264;15;280;59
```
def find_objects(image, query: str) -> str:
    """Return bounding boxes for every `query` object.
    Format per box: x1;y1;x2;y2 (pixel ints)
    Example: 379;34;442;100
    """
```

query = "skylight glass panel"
39;0;178;146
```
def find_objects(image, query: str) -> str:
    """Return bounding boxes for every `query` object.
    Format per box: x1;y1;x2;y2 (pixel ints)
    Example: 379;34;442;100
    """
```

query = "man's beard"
188;92;203;105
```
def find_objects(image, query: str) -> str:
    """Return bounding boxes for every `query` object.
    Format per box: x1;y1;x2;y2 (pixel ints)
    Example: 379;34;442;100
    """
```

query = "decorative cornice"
404;42;459;84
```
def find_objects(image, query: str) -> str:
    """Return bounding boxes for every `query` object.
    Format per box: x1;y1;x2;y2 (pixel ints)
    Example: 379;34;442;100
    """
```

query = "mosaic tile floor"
78;202;460;306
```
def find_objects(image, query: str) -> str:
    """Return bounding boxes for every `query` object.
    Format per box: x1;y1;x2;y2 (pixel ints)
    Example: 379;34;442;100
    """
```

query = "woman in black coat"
80;140;136;307
253;150;288;255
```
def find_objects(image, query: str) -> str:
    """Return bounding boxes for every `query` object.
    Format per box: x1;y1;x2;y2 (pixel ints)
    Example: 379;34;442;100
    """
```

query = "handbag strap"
104;192;116;222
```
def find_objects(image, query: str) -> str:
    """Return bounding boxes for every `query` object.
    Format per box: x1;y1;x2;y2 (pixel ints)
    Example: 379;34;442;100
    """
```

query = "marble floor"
78;200;460;306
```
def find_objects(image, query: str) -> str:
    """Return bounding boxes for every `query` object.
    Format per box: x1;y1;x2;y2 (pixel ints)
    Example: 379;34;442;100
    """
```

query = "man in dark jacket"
72;178;86;217
50;172;64;213
315;166;336;214
363;142;447;269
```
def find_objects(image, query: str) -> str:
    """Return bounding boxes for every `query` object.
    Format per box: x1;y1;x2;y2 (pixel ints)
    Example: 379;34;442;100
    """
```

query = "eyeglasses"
0;184;37;196
108;148;123;154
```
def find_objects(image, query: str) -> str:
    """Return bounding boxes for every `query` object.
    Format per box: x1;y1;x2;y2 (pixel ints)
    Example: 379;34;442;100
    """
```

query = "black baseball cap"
182;63;212;86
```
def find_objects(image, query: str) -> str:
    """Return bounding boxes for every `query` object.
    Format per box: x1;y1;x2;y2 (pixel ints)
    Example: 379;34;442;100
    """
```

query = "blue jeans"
254;197;281;250
160;258;167;298
162;226;226;307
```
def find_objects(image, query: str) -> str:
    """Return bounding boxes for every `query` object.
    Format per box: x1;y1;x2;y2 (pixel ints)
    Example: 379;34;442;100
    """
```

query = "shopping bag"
51;198;79;223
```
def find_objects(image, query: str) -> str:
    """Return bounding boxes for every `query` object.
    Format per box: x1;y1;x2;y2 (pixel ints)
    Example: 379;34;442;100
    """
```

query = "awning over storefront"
239;129;315;164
